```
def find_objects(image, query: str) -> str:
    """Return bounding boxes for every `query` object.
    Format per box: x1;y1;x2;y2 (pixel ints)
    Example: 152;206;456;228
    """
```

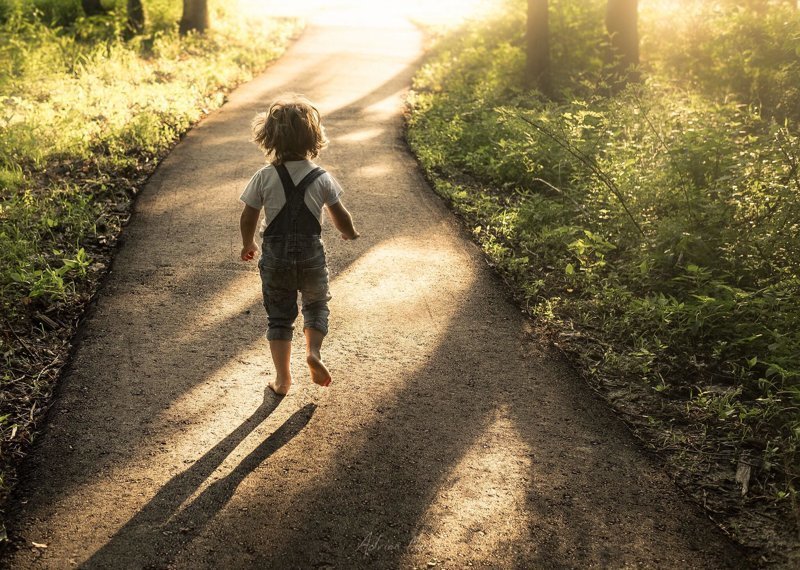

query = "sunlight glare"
332;236;474;321
236;0;498;27
335;127;384;143
357;163;392;178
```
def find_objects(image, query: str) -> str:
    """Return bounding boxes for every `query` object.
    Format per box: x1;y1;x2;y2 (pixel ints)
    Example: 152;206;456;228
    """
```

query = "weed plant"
407;0;799;555
0;0;300;519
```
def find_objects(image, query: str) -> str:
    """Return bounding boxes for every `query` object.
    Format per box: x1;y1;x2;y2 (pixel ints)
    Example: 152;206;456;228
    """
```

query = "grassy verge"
0;0;301;535
406;0;799;563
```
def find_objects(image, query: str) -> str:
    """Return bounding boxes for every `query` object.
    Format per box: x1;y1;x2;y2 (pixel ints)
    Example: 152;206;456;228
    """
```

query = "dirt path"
4;8;746;569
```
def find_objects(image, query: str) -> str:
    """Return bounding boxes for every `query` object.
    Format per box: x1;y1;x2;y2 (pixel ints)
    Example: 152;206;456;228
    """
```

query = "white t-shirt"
239;160;343;230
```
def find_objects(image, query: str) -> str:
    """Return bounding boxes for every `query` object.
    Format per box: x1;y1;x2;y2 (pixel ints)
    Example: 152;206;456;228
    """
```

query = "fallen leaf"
735;458;752;497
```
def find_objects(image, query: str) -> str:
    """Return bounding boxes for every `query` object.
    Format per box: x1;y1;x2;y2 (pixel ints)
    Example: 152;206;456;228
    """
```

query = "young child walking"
239;94;359;396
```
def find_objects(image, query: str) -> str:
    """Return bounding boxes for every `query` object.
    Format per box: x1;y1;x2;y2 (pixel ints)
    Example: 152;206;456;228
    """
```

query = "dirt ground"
3;6;748;569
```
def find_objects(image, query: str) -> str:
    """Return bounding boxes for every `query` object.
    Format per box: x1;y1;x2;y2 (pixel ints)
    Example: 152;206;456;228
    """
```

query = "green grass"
1;2;299;312
0;0;301;524
407;0;799;558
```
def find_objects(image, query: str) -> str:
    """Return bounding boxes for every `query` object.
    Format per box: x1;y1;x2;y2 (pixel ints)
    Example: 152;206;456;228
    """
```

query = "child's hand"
327;202;358;241
241;242;258;261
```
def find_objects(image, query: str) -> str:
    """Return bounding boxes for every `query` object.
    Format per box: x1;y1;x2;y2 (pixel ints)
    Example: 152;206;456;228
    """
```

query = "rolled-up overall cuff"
266;325;294;341
302;300;330;336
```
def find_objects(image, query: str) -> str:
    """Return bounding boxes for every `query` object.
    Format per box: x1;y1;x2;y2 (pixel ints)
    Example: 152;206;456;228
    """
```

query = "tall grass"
1;1;299;312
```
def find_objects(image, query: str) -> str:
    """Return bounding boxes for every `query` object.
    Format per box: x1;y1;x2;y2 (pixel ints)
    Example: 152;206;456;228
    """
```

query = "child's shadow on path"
81;392;315;569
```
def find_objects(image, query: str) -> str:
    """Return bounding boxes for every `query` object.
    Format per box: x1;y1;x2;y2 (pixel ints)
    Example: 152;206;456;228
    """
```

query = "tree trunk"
81;0;107;16
526;0;550;96
179;0;209;35
606;0;639;90
127;0;145;35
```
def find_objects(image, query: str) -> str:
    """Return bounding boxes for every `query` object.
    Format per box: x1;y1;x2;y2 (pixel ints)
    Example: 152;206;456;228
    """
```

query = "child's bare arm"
240;204;261;261
326;201;359;240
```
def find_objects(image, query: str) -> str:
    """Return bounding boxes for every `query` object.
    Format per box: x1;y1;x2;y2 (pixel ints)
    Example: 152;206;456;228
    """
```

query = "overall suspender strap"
267;164;326;243
283;166;326;199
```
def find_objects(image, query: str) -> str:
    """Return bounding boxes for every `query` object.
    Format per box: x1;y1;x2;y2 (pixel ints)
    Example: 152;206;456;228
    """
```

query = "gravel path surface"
4;7;745;569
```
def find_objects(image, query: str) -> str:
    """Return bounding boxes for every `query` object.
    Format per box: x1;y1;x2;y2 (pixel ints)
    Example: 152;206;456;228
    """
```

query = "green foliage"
0;7;300;309
0;0;17;22
548;0;606;93
32;0;82;27
142;0;181;32
643;0;800;123
408;0;800;506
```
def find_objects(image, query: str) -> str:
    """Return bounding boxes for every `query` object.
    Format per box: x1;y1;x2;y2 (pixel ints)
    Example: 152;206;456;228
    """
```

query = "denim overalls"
258;163;332;341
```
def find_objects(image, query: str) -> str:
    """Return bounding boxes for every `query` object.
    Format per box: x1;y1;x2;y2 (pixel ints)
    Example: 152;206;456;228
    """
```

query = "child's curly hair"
251;94;328;164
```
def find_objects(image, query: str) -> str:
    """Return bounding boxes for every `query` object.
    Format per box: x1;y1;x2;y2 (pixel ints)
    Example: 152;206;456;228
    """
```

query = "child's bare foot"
268;375;291;396
307;353;332;387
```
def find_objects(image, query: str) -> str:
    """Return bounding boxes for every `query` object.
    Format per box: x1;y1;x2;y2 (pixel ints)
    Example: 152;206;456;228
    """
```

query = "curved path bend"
5;7;743;569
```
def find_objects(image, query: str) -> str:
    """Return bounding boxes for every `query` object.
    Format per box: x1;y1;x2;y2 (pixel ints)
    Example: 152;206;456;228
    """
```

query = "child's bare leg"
268;339;292;395
305;328;331;387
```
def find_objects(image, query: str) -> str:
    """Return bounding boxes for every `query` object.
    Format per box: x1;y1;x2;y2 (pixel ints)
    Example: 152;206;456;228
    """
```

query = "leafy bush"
142;0;181;32
31;0;81;26
0;3;300;307
0;0;17;22
643;0;800;123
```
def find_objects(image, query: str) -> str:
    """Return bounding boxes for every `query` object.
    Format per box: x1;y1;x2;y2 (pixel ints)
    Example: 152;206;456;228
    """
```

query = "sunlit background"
236;0;498;26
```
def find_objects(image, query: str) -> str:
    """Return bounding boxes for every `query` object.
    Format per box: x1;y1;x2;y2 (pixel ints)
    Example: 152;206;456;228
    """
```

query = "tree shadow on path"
207;284;746;569
1;17;746;570
81;394;315;569
4;44;422;521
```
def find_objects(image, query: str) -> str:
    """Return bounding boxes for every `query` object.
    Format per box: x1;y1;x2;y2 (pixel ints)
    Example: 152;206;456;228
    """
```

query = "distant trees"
77;0;210;38
81;0;108;17
605;0;639;87
126;0;145;35
526;0;550;95
80;0;143;35
29;0;212;38
179;0;210;35
526;0;641;96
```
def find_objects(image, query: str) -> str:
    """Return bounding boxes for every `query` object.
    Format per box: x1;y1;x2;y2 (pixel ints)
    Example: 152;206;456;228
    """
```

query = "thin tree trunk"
526;0;550;96
81;0;107;16
127;0;145;35
606;0;639;90
179;0;209;35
